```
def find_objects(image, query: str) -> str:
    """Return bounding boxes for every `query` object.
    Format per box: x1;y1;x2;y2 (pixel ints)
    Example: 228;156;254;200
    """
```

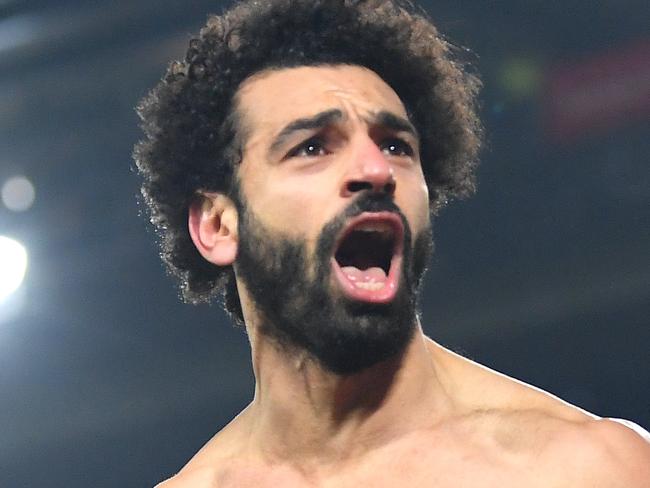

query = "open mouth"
331;212;404;303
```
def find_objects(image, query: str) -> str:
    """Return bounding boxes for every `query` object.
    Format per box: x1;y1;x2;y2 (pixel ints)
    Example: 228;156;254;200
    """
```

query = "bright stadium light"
0;235;28;303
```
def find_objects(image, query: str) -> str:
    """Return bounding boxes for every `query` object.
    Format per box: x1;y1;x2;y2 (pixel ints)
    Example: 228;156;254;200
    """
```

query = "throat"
246;333;437;466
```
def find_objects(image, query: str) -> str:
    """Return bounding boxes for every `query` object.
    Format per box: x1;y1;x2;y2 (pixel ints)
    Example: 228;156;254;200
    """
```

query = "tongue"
341;266;387;283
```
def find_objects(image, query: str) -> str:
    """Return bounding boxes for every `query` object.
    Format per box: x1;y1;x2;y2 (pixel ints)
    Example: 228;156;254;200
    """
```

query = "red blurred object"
544;39;650;143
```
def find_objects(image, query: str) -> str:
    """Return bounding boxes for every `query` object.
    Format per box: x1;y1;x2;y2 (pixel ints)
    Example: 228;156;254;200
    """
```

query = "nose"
342;137;396;197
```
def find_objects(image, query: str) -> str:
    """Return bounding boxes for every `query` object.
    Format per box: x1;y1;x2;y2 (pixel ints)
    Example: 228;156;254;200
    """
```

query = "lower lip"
331;255;402;304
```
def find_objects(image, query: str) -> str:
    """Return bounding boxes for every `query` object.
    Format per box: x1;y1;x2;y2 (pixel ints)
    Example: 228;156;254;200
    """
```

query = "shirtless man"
134;1;650;486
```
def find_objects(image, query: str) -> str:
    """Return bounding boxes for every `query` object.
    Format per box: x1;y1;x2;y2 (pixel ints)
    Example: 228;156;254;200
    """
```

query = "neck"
244;319;454;467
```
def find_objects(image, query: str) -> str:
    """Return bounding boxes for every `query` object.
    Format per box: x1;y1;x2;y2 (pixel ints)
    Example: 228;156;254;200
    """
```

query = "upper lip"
333;211;405;258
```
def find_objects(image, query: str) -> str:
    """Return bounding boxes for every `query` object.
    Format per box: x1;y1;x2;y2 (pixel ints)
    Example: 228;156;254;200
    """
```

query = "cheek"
245;174;334;244
415;181;431;228
396;172;430;232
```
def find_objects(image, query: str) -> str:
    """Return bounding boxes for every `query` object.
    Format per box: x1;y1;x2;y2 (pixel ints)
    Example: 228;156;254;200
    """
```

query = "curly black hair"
133;0;482;325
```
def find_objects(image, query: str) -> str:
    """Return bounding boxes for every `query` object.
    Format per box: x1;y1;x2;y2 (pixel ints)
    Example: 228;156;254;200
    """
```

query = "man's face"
233;65;433;374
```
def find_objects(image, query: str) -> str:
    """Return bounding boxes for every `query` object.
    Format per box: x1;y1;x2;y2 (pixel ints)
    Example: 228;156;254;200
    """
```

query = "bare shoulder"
429;339;650;485
153;449;239;488
482;412;650;487
153;405;254;488
561;417;650;486
154;466;220;488
428;338;597;420
498;412;650;487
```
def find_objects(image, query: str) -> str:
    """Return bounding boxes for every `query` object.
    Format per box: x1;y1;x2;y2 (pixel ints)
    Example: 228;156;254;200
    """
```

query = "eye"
287;137;328;158
381;138;414;157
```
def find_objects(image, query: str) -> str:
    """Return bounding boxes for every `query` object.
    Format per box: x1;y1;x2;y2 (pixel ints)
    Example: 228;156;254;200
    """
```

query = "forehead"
235;65;409;134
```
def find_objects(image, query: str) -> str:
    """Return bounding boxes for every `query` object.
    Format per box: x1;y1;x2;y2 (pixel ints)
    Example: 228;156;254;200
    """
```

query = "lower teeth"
355;281;385;291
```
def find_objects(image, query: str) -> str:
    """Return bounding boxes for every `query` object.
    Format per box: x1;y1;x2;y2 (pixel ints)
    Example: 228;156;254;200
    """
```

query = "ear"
188;192;238;266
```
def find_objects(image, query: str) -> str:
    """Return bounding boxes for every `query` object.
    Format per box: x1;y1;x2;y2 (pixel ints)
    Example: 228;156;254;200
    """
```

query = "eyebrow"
269;109;344;154
267;108;419;155
371;110;420;142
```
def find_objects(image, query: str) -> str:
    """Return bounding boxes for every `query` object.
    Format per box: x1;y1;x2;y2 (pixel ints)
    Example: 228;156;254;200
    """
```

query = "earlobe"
188;192;238;266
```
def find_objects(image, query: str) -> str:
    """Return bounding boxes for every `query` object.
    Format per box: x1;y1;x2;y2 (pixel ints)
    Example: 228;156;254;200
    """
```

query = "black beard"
234;190;433;375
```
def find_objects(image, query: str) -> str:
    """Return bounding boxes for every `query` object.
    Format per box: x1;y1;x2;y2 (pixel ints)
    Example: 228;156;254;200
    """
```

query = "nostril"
346;180;396;195
347;181;373;193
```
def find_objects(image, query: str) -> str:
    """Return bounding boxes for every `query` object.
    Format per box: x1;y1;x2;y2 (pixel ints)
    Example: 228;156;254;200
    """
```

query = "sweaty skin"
162;65;650;487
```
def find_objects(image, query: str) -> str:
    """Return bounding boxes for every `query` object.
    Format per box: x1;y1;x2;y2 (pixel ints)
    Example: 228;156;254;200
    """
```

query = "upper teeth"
355;222;393;234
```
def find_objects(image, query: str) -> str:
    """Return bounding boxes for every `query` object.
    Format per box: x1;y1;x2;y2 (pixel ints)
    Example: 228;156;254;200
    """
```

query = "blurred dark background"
0;1;648;486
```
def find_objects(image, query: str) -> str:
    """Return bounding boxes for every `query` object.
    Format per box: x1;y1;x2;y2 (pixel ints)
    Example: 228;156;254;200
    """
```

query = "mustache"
341;192;402;220
316;192;408;259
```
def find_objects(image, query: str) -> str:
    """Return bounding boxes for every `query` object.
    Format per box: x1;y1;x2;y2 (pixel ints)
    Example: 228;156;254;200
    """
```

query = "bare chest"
332;446;554;488
215;444;556;488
